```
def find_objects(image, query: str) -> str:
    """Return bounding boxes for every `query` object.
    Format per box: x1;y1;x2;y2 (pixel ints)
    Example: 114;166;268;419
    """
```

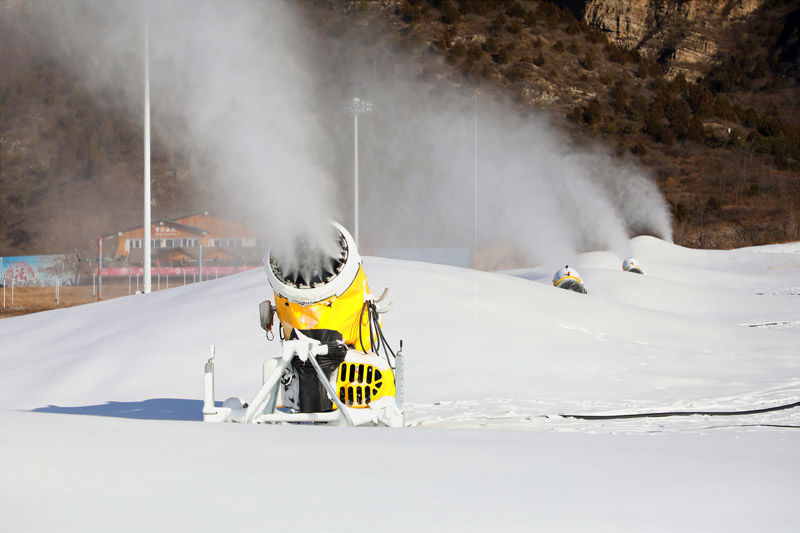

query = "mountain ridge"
1;0;798;257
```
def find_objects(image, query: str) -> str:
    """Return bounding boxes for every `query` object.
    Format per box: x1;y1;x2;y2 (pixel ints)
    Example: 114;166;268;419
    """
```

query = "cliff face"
583;0;765;79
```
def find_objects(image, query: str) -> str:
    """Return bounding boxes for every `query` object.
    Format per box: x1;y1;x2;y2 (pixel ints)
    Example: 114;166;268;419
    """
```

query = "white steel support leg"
203;345;216;417
244;356;293;424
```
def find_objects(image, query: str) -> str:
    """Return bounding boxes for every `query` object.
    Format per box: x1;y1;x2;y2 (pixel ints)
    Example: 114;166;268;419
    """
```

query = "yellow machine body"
274;265;377;352
553;274;583;287
335;351;396;409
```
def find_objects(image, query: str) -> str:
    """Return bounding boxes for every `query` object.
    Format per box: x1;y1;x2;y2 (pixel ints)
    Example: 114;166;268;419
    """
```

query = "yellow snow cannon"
203;222;404;427
266;221;379;352
552;265;587;294
622;257;644;275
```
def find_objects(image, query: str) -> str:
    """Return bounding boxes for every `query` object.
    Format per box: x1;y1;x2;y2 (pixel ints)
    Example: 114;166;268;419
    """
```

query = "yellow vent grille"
336;361;395;408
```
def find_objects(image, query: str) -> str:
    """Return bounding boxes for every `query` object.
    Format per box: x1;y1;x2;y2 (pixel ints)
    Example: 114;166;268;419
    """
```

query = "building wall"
114;213;257;258
115;225;204;256
174;213;254;241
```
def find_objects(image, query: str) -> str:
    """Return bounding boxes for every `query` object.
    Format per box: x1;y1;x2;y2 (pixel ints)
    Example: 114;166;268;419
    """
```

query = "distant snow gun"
203;221;404;427
622;257;644;275
553;265;587;294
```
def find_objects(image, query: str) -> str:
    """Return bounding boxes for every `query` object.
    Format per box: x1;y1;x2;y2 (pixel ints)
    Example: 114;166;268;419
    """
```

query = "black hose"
561;400;800;420
355;299;396;369
358;300;369;354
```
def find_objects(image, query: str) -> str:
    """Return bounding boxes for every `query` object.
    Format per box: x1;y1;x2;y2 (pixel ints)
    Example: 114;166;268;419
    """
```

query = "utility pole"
98;236;103;301
346;97;372;248
143;14;152;294
474;89;479;262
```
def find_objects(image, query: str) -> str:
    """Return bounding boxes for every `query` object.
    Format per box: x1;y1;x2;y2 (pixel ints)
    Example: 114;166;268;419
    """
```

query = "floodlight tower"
143;16;152;293
346;97;372;248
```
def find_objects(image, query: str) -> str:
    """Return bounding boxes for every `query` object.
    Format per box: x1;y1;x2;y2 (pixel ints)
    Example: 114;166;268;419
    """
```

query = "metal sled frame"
203;331;404;427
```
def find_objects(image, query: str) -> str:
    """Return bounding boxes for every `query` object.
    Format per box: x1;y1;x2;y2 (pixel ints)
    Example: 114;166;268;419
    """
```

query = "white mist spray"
35;0;338;250
32;0;673;269
335;86;672;268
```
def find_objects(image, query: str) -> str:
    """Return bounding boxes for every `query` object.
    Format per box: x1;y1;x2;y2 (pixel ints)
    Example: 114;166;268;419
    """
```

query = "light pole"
346;97;372;248
474;89;478;263
143;15;152;294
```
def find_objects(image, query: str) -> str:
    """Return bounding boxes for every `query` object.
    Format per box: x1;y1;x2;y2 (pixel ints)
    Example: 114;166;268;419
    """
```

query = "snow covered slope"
1;237;798;531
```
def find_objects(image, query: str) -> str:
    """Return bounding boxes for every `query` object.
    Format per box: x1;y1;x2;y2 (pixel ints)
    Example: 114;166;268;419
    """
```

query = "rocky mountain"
1;0;798;258
358;0;799;247
582;0;766;80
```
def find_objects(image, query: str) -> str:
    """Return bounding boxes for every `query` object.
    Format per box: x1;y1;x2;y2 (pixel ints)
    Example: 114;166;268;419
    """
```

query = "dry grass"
0;281;189;319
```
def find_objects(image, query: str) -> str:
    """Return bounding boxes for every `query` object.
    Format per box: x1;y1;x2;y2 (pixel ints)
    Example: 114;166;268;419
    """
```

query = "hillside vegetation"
1;0;798;258
329;0;800;248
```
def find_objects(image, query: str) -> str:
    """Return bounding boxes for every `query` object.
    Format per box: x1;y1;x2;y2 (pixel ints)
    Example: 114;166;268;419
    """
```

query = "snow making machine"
552;265;588;294
622;257;644;275
203;222;404;427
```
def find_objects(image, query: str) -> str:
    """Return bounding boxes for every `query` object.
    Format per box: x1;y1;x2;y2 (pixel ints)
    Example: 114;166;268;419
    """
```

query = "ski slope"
1;237;798;531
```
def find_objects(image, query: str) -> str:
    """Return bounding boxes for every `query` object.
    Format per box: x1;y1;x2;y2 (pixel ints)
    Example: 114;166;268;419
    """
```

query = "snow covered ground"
2;236;798;531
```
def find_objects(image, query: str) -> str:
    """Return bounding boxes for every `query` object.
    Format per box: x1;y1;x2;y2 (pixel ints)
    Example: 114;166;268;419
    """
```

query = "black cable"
561;400;800;420
371;304;381;352
358;300;369;353
370;301;396;369
355;298;397;369
368;302;377;352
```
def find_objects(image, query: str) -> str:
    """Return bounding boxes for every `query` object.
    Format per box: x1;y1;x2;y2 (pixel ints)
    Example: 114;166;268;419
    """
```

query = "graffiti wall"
0;255;85;286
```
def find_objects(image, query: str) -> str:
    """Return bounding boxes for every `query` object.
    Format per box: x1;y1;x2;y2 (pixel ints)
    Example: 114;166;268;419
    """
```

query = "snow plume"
32;0;672;268
33;0;337;251
329;88;673;268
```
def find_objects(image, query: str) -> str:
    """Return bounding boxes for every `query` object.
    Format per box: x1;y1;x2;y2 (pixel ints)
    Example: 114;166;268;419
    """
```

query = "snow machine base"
202;332;404;427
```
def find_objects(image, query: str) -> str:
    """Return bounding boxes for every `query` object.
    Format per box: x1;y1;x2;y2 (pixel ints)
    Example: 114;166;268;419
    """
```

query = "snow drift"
1;238;798;531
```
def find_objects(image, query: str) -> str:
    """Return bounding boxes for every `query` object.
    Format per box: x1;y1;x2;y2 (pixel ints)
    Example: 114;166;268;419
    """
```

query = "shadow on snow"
31;398;219;421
